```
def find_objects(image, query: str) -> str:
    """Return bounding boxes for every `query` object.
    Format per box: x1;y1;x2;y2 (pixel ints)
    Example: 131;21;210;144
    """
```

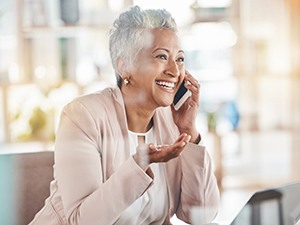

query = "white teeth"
156;81;175;89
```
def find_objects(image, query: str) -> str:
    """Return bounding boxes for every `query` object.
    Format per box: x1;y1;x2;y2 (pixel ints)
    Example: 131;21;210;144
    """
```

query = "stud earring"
124;78;129;85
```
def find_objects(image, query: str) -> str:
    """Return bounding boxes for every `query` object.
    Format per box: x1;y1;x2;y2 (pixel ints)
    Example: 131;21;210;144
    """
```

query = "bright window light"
133;0;194;26
196;0;232;8
183;22;237;50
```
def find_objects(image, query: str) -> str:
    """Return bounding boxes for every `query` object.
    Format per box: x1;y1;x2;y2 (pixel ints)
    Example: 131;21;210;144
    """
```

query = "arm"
171;70;201;144
171;71;220;223
176;143;220;224
54;101;153;225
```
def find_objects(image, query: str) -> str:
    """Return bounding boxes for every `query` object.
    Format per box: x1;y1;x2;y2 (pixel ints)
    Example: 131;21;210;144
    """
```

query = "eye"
156;54;168;60
176;57;185;63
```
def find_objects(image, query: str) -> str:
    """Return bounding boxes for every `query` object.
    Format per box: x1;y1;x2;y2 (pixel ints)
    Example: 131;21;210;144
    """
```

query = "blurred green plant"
15;107;48;142
207;111;218;132
29;107;47;137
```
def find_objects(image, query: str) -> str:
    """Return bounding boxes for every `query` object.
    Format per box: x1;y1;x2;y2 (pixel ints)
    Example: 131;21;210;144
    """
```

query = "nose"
165;60;180;77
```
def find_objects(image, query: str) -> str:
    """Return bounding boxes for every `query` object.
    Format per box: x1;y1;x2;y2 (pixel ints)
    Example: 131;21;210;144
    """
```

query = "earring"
124;78;129;85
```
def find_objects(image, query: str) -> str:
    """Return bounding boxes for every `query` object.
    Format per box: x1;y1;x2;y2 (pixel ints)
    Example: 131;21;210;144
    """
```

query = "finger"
149;144;158;153
149;135;191;163
151;148;182;162
165;139;188;155
184;73;200;95
183;134;192;144
185;70;199;84
185;70;196;79
176;134;191;148
175;133;189;143
149;144;183;163
185;77;200;95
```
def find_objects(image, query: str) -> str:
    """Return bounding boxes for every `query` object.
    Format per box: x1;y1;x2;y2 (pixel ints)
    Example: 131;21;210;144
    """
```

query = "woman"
30;5;220;225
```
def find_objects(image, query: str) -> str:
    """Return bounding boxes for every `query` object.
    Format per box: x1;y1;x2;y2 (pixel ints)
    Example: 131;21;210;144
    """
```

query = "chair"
231;188;284;225
0;151;54;225
247;189;284;225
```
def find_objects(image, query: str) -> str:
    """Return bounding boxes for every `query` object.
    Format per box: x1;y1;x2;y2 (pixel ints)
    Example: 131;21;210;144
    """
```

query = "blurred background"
0;0;300;212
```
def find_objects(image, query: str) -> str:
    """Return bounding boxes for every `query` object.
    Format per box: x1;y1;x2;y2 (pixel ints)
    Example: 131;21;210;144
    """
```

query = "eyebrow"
152;48;184;54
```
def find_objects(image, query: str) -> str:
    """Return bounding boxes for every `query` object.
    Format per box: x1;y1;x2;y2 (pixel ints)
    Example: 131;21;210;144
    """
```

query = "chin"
160;101;173;108
155;96;173;108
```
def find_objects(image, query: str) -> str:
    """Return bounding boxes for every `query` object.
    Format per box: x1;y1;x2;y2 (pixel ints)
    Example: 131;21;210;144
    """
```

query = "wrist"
180;128;200;144
191;133;201;144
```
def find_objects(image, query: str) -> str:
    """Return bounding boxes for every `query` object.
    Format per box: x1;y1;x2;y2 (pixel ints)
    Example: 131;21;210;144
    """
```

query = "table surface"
170;189;254;225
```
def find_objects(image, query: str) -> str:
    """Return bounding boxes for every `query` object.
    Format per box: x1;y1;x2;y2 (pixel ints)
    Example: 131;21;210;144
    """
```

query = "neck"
124;101;155;133
126;109;154;133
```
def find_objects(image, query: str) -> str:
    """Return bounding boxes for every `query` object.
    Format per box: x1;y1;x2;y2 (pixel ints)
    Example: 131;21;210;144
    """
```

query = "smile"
155;81;176;90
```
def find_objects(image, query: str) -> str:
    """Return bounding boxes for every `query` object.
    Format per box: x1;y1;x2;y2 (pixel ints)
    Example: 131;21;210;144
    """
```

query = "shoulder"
63;86;122;116
58;87;124;139
71;87;118;106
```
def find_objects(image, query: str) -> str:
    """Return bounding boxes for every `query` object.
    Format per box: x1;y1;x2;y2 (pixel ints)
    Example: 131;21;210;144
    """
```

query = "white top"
115;127;169;224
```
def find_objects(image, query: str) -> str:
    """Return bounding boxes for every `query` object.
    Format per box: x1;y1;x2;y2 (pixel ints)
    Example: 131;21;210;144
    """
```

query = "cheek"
139;62;162;78
143;63;156;73
179;64;185;72
179;66;185;76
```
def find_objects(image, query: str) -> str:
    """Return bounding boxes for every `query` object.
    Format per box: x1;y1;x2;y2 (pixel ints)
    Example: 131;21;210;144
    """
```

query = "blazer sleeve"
176;143;220;224
54;101;153;225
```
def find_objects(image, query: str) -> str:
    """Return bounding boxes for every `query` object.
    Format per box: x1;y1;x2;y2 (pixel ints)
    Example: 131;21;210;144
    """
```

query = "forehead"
141;28;182;52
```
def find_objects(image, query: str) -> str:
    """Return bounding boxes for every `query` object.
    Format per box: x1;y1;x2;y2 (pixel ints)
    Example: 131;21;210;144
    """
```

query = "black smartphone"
173;81;191;110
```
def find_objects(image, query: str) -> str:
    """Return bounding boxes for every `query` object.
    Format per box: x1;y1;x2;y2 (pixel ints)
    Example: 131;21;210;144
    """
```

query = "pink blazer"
29;87;219;225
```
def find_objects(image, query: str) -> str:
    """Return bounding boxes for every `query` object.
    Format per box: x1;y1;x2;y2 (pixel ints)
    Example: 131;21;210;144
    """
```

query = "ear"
116;57;128;79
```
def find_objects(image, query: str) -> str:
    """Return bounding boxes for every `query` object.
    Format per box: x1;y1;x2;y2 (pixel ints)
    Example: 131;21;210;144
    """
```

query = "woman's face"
125;28;185;110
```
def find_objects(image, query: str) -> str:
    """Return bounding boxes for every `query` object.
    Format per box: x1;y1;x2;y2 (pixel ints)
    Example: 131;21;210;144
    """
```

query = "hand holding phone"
173;81;191;111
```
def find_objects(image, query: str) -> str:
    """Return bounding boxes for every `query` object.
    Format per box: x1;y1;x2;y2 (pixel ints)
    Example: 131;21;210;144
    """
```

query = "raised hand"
133;133;191;170
172;70;201;143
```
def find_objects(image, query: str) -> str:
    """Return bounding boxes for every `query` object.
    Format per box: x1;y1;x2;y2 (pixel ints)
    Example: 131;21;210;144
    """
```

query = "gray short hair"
109;5;178;87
